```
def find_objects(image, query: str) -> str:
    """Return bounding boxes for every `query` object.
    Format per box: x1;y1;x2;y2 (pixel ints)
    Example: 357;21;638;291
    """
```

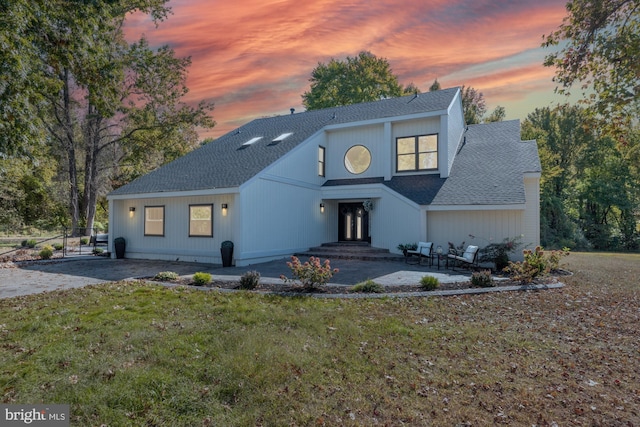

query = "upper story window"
344;145;371;175
396;134;438;172
189;204;213;237
144;206;164;236
318;146;325;177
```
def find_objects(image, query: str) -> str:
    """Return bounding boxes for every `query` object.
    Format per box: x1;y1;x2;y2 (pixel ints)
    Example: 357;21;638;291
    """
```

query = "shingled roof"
109;88;459;196
430;120;540;206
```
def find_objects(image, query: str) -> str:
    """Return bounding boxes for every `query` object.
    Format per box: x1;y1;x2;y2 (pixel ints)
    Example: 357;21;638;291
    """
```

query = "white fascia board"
323;109;448;132
523;171;542;178
107;187;240;200
447;88;463;115
426;203;526;211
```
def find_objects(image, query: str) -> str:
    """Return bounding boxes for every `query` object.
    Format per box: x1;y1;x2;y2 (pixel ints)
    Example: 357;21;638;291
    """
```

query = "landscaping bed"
153;272;568;295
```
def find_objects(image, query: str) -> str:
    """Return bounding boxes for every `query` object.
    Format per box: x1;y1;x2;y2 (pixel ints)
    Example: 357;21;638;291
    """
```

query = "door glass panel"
345;212;352;240
355;209;363;240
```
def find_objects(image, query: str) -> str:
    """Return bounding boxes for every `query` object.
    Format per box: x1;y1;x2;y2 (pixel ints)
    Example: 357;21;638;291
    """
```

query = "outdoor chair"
405;241;433;266
447;245;479;271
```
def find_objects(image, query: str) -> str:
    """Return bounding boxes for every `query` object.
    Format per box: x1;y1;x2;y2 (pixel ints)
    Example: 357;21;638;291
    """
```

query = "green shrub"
351;279;384;293
192;272;212;286
504;246;570;284
92;247;104;255
52;243;63;251
154;271;179;281
80;237;89;245
420;275;439;291
39;245;53;260
25;239;37;248
239;270;260;290
471;270;495;288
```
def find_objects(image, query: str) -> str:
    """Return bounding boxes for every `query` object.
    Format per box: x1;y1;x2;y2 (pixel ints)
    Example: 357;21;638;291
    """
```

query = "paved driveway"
0;256;472;299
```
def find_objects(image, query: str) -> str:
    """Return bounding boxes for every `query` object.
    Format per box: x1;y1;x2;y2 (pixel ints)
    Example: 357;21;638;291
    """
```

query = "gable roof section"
430;120;540;206
323;121;539;207
109;88;459;196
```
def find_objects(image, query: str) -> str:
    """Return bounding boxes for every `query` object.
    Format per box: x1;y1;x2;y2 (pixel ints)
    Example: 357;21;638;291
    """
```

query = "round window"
344;145;371;174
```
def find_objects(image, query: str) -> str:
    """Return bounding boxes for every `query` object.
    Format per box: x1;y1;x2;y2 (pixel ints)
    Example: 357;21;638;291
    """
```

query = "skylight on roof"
242;136;262;146
272;132;293;142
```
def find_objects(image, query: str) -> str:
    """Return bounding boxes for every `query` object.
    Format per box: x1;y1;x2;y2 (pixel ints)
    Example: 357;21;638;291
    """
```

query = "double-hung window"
144;206;165;236
189;204;213;237
396;134;438;172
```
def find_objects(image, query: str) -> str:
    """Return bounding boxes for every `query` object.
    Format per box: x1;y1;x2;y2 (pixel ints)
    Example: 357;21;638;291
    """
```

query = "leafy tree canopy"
460;85;505;125
0;0;172;156
543;0;640;131
0;0;215;233
302;51;414;110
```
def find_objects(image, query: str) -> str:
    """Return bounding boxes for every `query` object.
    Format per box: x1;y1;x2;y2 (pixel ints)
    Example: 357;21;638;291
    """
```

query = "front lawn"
0;252;638;425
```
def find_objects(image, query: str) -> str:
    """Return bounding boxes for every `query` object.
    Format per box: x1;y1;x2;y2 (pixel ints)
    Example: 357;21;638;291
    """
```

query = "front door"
338;203;369;242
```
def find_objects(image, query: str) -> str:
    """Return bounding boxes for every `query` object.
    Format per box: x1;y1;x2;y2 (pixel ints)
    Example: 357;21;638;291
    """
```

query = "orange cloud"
124;0;569;138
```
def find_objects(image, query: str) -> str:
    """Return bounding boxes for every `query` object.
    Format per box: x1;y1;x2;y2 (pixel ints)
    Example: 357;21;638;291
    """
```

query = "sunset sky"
124;0;571;139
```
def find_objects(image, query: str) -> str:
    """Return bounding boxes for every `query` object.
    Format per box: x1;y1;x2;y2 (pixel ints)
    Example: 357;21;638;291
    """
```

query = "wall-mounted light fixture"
221;203;228;217
320;203;325;213
129;207;136;218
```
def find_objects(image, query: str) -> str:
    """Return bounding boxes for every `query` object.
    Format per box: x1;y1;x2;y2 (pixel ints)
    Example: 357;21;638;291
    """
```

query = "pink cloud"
124;0;569;138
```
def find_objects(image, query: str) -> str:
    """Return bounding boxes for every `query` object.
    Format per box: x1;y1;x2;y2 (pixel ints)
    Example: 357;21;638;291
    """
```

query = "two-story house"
107;87;541;266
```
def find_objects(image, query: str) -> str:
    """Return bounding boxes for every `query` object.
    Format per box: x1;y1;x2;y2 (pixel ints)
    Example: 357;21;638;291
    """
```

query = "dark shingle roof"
430;120;540;206
109;88;459;196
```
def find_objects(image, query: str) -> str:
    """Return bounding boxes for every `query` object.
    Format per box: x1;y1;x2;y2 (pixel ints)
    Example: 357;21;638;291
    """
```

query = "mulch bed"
153;272;569;295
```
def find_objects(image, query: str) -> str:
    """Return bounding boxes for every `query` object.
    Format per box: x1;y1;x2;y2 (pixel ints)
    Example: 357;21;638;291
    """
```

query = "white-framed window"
318;145;326;177
189;204;213;237
144;206;165;236
396;134;438;172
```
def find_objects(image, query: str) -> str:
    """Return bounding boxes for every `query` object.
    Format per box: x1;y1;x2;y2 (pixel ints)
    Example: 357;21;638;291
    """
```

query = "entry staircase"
295;242;405;262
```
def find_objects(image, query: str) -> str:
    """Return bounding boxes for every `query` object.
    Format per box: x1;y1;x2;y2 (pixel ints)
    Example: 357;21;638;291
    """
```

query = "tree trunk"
62;69;81;236
83;103;101;236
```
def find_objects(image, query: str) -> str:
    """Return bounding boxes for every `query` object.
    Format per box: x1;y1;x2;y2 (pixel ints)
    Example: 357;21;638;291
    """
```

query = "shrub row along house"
107;87;541;266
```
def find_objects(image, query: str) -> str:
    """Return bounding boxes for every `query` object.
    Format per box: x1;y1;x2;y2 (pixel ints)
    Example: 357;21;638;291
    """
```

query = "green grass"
1;253;639;425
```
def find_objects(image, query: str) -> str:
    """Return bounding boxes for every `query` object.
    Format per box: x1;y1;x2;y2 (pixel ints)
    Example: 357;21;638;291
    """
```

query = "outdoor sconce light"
221;203;228;217
129;207;135;218
320;203;325;213
436;245;443;255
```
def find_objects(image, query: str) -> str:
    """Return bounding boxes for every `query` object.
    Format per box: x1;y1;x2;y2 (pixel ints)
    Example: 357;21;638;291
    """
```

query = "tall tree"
302;51;410;110
1;0;214;234
543;0;639;136
522;105;593;248
523;104;638;249
460;86;486;125
460;86;505;125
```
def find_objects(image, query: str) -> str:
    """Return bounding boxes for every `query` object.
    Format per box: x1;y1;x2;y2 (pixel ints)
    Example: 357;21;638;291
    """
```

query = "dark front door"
338;203;369;242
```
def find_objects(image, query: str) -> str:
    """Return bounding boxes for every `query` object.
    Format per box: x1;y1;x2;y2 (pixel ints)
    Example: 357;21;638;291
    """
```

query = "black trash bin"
220;240;233;267
114;237;126;259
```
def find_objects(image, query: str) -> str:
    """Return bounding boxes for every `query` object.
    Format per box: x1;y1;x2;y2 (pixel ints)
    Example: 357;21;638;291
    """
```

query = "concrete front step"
295;243;405;262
